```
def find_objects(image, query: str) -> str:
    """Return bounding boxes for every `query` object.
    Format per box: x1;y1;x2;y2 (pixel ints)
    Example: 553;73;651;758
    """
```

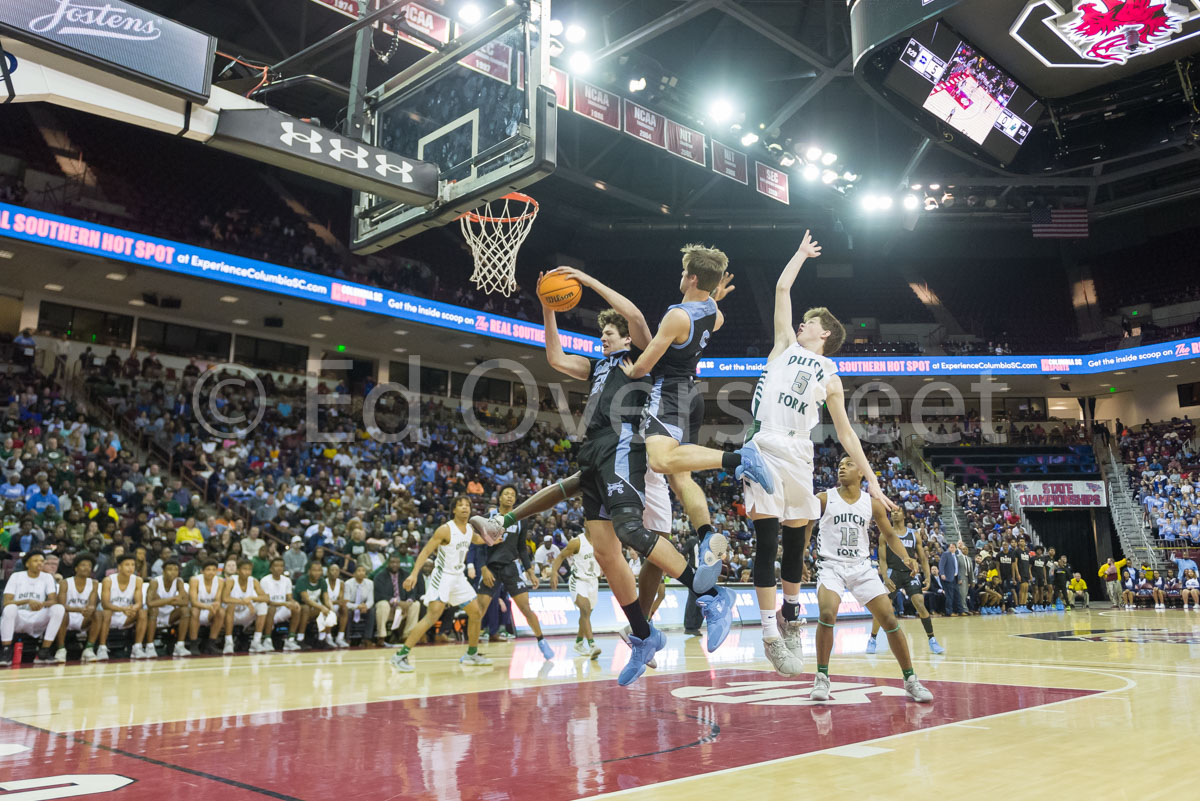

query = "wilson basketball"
537;272;582;311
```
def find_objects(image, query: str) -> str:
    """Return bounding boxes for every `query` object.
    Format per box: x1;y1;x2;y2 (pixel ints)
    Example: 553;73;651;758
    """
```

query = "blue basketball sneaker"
692;530;729;594
735;440;775;493
537;639;554;660
697;586;735;653
928;637;946;654
617;626;666;687
865;636;877;654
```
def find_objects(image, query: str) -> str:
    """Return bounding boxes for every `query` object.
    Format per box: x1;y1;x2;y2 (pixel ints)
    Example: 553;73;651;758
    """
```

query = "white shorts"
155;606;177;628
196;609;213;626
5;607;59;638
228;603;257;625
569;576;599;607
817;560;889;606
643;468;671;533
110;610;139;630
67;611;89;632
423;570;477;607
271;606;292;624
743;432;819;522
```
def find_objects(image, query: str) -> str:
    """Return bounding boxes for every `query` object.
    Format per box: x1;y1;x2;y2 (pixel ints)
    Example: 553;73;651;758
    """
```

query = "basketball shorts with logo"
486;560;531;597
569;574;599;607
888;567;924;598
254;602;293;624
423;568;478;607
817;559;889;606
743;430;820;521
643;377;703;444
229;603;257;626
578;425;646;521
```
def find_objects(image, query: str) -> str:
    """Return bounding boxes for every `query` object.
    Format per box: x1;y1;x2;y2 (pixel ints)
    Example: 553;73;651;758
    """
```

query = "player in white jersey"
549;534;603;658
54;552;100;663
392;496;491;672
220;559;267;655
185;560;226;656
91;553;145;662
806;457;933;703
0;552;65;665
259;557;302;652
138;560;191;658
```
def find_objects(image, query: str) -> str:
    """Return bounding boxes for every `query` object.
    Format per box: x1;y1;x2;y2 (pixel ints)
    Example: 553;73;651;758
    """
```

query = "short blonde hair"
803;307;845;356
680;244;728;293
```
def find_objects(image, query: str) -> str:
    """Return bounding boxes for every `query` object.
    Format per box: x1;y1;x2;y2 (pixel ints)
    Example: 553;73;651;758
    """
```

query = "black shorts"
482;560;530;597
578;428;646;521
642;377;703;444
889;568;924;598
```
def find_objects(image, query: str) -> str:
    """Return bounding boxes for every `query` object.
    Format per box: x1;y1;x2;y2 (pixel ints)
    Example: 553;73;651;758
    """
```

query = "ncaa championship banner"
1011;480;1107;508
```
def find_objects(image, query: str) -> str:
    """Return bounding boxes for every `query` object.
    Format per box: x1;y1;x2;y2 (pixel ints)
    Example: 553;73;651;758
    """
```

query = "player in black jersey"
997;542;1017;607
1015;538;1033;612
541;273;735;686
1031;546;1048;611
472;485;555;661
867;509;945;654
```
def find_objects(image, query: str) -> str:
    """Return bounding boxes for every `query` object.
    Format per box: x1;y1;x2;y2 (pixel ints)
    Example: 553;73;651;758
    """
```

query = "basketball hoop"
459;192;539;296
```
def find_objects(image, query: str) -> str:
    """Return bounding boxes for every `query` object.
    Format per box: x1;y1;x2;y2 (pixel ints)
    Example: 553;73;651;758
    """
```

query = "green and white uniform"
568;535;601;606
816;487;888;606
423;518;477;607
744;343;837;520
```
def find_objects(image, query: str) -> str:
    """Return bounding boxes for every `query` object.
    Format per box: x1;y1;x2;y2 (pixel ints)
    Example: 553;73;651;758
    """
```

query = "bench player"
54;552;100;663
867;508;945;655
221;559;268;654
184;559;226;655
549;533;603;658
473;484;555;661
139;560;192;658
538;281;734;685
259;557;303;651
806;457;933;703
392;496;491;672
0;552;65;665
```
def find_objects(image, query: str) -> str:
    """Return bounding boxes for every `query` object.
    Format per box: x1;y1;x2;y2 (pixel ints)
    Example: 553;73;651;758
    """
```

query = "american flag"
1031;207;1089;238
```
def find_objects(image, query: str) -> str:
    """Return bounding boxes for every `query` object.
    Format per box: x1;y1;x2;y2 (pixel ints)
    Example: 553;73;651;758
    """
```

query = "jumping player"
807;457;933;703
473;484;555;661
0;552;65;665
867;509;945;655
549;533;603;658
54;552;100;663
392;496;491;672
538;280;733;686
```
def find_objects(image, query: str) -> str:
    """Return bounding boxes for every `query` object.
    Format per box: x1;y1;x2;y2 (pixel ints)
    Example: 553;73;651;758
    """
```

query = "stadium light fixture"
232;319;249;325
929;183;941;191
709;99;734;123
924;196;940;211
629;77;647;92
568;51;592;74
779;152;797;167
740;132;759;147
877;196;894;210
842;171;859;182
565;24;586;43
911;183;922;191
43;283;64;291
821;169;838;184
821;151;838;166
547;19;564;36
458;3;483;25
861;194;879;211
941;192;955;207
903;194;919;210
805;146;823;161
802;164;820;181
105;272;127;280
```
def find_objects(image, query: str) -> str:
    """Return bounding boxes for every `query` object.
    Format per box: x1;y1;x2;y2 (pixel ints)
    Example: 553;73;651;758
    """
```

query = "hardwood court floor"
1;609;1196;800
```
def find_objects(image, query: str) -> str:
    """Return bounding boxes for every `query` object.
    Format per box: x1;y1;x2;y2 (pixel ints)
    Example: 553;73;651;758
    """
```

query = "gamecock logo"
1059;0;1185;63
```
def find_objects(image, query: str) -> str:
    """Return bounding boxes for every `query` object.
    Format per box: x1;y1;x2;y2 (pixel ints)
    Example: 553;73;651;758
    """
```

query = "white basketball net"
460;193;539;296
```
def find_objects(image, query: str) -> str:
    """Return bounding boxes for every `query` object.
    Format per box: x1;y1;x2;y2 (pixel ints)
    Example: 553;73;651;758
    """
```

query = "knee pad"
752;518;780;588
611;506;659;558
780;525;806;584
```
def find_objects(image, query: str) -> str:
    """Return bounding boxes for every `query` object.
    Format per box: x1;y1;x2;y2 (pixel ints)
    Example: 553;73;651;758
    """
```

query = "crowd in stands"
1121;416;1200;552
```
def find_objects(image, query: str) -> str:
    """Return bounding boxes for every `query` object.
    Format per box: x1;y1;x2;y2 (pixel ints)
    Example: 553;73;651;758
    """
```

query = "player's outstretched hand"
869;482;898;512
711;272;736;301
797;229;822;260
550;265;592;288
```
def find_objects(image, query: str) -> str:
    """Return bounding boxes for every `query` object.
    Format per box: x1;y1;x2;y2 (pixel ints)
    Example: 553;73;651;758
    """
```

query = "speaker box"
264;317;284;328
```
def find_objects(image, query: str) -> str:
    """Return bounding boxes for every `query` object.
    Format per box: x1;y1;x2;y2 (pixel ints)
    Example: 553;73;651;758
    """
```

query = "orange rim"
459;192;539;224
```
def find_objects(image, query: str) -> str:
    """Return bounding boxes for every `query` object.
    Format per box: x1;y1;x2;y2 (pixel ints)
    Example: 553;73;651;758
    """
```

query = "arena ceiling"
129;0;1200;234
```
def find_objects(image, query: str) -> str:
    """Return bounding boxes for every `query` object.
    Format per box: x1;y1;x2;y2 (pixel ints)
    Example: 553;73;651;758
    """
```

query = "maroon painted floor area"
3;671;1095;801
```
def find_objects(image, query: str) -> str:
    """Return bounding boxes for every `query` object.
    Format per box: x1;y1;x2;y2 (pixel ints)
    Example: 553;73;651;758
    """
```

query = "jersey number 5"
792;369;811;395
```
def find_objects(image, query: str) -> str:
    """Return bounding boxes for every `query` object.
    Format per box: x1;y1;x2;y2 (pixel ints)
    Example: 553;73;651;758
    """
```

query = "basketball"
537;271;582;311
